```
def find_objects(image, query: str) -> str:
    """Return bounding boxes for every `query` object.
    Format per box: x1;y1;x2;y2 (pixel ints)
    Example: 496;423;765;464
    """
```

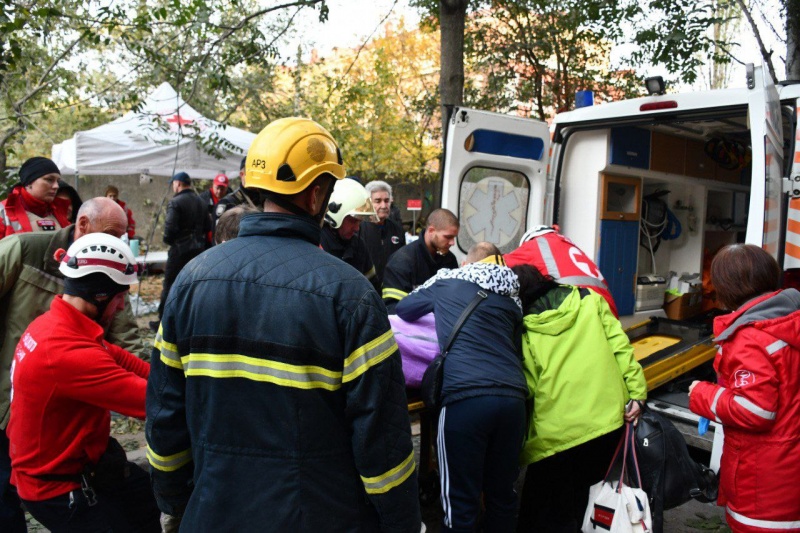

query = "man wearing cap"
153;172;211;328
199;173;229;226
1;157;71;239
0;197;146;532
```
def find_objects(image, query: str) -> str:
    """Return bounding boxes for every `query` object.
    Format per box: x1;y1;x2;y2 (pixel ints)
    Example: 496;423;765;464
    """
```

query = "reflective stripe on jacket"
146;213;421;532
690;289;800;532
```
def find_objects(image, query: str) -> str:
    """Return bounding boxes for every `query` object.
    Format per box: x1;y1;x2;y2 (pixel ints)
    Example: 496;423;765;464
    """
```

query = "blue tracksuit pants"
437;395;526;532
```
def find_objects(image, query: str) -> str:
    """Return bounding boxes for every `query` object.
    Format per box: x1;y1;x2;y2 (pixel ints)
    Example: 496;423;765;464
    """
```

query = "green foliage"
268;20;441;184
0;0;327;177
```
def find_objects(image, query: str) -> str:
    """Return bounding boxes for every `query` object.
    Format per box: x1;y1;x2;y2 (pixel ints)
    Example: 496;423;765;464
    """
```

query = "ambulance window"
457;167;530;255
465;130;545;160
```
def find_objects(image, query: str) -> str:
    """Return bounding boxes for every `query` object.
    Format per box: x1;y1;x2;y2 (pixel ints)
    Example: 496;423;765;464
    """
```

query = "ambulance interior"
557;109;764;328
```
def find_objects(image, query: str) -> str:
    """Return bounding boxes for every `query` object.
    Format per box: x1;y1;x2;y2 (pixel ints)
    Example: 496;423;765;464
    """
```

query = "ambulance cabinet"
598;174;640;316
598;220;638;316
609;127;651;169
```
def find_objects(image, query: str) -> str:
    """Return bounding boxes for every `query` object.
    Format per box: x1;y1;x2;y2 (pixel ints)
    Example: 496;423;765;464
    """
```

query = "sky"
282;0;785;90
282;0;420;59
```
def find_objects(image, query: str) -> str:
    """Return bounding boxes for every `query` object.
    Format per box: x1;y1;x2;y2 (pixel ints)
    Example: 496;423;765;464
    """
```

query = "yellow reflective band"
382;288;408;301
343;330;398;383
154;326;182;370
365;266;377;280
146;446;192;472
182;353;342;390
361;451;416;495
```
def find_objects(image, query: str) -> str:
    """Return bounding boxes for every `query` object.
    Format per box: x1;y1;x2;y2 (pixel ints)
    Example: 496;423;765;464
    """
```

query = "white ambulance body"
440;64;800;452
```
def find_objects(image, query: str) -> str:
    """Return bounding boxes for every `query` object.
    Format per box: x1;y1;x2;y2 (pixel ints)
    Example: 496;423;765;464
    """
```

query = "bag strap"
440;290;488;358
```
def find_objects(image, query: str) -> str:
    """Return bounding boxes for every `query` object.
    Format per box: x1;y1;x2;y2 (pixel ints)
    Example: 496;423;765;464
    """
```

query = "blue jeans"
437;395;526;532
0;429;26;532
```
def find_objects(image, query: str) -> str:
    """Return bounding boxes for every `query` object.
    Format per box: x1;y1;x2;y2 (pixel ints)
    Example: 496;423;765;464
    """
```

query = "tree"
0;0;327;181
267;19;441;184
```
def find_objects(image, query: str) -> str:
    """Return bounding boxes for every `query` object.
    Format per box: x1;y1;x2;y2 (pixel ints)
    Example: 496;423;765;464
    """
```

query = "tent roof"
52;83;256;179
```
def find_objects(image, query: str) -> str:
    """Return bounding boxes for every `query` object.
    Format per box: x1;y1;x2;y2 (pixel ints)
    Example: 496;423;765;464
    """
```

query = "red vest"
504;230;618;317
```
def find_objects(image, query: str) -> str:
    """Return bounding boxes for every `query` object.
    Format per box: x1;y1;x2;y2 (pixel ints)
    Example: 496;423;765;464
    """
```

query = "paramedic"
504;225;619;317
689;244;800;533
146;117;421;532
0;157;70;239
7;233;159;532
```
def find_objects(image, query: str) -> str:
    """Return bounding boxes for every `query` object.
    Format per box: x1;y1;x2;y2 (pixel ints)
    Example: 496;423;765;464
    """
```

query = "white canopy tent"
52;82;256;180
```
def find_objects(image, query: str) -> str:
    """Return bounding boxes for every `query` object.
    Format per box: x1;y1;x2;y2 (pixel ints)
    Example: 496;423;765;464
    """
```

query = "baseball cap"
214;174;229;186
171;172;191;184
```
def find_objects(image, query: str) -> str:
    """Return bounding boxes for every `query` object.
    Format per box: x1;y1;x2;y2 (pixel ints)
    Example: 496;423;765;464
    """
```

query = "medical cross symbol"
165;114;193;127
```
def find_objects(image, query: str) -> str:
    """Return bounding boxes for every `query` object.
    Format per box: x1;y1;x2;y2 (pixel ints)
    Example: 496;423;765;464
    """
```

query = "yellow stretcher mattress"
632;334;682;361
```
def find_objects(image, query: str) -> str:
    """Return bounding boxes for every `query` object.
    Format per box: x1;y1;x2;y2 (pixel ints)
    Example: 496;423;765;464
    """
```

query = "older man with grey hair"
0;196;146;532
361;180;406;284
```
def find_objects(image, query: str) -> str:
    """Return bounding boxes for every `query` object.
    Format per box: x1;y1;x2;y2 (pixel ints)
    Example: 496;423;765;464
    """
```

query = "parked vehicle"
439;64;800;459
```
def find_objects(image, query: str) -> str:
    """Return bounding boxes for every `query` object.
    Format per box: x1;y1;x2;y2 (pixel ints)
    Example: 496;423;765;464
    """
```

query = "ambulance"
440;63;800;454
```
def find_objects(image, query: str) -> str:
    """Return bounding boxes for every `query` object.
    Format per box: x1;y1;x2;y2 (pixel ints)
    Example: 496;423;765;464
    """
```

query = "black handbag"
634;406;719;533
420;290;487;409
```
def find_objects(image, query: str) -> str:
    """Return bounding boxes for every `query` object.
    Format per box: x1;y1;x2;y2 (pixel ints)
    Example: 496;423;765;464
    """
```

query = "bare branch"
734;0;778;81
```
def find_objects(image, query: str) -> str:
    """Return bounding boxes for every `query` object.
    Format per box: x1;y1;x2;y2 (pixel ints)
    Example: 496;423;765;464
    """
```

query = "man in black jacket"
360;180;405;285
382;208;459;313
216;157;260;219
152;172;211;328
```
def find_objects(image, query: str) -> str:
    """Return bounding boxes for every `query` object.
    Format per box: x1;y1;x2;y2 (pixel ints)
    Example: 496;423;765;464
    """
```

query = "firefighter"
146;117;421;532
504;225;619;317
321;177;380;290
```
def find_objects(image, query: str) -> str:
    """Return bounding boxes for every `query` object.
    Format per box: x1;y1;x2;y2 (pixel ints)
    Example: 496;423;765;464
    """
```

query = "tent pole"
74;172;79;194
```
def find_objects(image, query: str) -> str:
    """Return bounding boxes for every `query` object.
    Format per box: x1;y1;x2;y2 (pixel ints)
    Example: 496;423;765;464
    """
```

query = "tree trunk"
439;0;468;127
787;0;800;80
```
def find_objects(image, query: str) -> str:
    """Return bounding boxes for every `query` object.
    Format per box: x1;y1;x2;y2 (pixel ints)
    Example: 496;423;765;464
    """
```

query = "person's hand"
624;400;642;424
688;380;701;396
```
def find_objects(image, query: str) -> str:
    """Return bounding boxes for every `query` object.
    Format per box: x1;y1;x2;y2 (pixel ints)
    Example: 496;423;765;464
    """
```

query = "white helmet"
58;233;139;285
519;225;556;246
325;178;376;228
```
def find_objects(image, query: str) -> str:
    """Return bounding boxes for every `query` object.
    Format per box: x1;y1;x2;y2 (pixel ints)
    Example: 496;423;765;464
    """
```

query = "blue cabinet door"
610;127;651;169
598;220;638;316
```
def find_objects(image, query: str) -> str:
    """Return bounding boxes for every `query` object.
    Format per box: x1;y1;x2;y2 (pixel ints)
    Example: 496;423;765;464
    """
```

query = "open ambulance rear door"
440;108;551;259
747;64;785;259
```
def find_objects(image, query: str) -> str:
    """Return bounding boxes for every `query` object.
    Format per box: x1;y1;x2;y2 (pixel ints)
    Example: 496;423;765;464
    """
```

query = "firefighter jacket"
359;219;405;284
689;289;800;533
146;213;421;532
504;229;619;317
0;226;146;429
396;261;527;406
320;224;379;291
0;186;71;239
7;296;149;501
519;286;646;465
382;236;457;313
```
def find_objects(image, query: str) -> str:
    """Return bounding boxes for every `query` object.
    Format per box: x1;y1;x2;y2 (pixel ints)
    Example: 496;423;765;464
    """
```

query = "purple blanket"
389;313;439;388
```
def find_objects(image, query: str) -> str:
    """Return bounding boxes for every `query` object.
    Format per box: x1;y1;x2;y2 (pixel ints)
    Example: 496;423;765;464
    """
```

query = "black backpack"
634;406;719;533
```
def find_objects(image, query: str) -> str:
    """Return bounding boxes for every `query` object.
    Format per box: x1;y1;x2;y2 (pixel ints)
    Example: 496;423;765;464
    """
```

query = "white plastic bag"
581;424;652;533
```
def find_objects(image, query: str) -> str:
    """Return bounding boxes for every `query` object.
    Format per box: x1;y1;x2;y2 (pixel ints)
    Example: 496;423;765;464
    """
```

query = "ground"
26;273;730;531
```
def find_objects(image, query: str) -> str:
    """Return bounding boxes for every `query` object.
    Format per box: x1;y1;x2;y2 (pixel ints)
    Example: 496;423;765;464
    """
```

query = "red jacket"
115;199;136;240
0;187;71;239
504;230;619;317
690;289;800;532
7;296;149;501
